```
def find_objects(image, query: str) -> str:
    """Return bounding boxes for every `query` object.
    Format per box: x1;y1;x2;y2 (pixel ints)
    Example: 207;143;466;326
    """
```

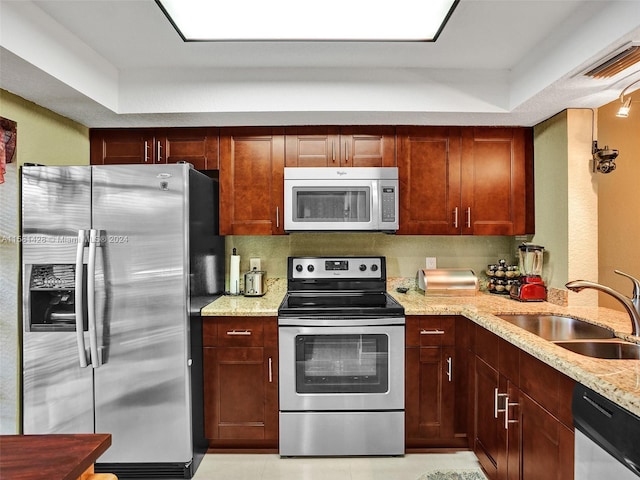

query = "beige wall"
532;111;569;290
531;109;598;306
0;89;89;434
596;90;640;311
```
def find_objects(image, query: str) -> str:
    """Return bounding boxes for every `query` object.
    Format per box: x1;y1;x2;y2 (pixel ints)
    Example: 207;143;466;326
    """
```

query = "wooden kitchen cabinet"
405;316;467;448
284;126;396;167
202;316;278;450
396;126;533;235
219;128;285;235
471;325;575;480
90;128;219;169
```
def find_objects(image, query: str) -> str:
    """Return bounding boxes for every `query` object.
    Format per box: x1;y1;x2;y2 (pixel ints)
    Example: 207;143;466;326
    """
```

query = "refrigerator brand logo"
336;171;347;176
157;173;172;191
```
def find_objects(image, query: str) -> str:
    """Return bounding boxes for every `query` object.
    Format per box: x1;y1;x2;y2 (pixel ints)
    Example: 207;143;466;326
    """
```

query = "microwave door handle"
87;229;101;368
74;230;89;368
372;180;380;228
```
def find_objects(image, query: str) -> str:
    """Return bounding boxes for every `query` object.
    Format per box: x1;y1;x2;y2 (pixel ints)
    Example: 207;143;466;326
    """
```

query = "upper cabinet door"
91;128;220;169
339;127;396;167
285;126;395;167
460;127;532;235
90;129;155;165
219;128;285;235
397;126;533;236
157;128;219;170
284;127;340;167
396;126;461;235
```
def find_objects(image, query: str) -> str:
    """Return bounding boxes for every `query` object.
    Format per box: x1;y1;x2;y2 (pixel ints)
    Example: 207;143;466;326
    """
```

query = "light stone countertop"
201;277;640;418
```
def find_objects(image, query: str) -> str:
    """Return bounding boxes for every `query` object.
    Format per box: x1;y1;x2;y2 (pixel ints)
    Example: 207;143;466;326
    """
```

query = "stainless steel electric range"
277;256;405;456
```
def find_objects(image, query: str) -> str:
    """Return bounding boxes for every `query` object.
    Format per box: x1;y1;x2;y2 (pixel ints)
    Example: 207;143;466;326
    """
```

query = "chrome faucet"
566;270;640;336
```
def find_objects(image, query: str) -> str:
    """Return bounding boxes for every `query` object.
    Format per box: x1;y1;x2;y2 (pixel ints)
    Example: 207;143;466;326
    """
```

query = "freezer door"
22;331;95;433
21;166;94;434
91;165;193;463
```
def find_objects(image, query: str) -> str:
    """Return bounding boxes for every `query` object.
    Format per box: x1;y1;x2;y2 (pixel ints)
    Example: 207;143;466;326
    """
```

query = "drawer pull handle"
420;329;444;335
226;330;252;336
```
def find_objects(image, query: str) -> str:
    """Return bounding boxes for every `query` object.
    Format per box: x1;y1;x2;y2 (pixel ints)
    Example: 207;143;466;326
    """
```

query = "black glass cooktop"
278;291;404;317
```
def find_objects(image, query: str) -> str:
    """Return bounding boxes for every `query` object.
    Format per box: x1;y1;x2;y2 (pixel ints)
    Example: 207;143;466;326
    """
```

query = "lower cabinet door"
519;392;574;480
406;346;456;446
204;346;278;445
474;357;501;479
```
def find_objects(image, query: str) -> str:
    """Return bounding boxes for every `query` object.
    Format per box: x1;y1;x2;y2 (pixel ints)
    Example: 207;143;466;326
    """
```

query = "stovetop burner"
278;256;405;318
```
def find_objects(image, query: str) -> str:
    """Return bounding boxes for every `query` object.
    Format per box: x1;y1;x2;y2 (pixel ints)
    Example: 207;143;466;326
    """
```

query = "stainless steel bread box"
418;269;478;296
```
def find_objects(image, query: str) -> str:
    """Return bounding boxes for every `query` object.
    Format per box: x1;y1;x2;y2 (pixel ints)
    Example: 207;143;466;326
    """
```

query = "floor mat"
417;469;488;480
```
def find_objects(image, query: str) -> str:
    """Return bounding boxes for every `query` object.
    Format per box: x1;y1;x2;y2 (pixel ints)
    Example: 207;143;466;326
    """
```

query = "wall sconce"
592;141;618;174
616;77;640;117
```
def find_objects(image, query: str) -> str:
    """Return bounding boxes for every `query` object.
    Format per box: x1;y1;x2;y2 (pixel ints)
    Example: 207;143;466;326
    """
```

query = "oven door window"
295;334;388;394
292;187;370;223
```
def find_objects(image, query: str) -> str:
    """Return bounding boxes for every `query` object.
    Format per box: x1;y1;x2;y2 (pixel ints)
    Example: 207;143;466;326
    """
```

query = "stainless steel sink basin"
553;339;640;360
496;314;616;341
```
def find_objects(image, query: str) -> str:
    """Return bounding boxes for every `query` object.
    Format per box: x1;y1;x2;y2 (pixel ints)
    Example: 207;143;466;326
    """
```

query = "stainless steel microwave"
284;167;399;232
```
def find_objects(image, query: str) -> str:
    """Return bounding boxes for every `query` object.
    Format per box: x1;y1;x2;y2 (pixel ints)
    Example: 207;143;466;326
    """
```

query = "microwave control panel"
381;186;396;223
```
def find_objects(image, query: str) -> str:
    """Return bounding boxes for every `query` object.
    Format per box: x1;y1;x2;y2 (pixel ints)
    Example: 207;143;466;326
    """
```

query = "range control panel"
289;256;385;280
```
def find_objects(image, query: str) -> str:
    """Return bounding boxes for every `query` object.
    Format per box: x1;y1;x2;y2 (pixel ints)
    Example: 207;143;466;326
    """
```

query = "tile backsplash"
225;234;521;284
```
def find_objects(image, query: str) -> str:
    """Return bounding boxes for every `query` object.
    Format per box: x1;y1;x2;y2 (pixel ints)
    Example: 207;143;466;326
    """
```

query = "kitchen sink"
496;314;616;341
553;339;640;360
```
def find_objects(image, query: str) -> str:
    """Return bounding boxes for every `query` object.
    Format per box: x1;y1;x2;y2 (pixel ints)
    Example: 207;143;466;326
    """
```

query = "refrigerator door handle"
87;229;102;368
74;229;89;368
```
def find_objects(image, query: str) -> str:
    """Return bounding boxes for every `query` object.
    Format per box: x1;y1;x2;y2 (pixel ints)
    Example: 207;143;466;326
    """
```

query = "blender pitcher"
511;243;547;301
519;243;544;279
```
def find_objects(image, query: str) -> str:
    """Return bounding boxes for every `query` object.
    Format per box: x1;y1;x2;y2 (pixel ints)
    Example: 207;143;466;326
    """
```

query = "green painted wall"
0;90;89;166
0;89;89;434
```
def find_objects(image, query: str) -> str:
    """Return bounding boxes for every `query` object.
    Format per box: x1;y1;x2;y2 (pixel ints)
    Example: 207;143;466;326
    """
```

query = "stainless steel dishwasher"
573;384;640;479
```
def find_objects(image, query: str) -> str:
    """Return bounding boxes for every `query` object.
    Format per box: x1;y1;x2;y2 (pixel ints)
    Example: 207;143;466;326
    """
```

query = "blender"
510;243;547;301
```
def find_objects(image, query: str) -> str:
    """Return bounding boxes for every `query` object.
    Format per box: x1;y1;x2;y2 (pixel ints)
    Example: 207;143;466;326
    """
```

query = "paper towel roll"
230;249;240;295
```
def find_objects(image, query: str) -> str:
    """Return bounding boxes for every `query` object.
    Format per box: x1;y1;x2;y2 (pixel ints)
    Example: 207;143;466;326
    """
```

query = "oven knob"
371;264;379;272
295;264;303;272
359;264;367;271
307;265;315;272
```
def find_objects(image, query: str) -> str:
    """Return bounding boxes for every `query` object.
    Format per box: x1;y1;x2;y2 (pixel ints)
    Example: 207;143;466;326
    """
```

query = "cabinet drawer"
419;317;456;346
216;318;265;347
203;319;217;347
406;316;456;346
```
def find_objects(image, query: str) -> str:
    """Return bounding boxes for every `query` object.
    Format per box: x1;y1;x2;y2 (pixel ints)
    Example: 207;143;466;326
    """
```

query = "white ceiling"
1;0;640;128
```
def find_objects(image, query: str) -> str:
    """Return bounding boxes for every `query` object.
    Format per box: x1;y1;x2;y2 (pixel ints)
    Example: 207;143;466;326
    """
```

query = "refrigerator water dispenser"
26;264;87;332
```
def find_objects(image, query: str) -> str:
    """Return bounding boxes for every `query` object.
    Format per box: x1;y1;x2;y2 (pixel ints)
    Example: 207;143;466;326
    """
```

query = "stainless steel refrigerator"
21;164;224;478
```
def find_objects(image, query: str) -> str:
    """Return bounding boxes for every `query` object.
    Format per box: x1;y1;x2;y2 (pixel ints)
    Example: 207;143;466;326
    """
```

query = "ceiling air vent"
584;43;640;79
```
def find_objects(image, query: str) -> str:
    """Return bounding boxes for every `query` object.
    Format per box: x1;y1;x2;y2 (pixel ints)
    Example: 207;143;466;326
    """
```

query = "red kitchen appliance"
510;243;547;301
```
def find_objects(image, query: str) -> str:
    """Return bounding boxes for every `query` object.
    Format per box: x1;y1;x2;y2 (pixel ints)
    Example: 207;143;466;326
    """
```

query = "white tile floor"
193;451;485;480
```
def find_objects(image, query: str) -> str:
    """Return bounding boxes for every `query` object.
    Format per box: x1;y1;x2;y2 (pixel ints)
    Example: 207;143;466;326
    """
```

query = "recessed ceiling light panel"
156;0;458;42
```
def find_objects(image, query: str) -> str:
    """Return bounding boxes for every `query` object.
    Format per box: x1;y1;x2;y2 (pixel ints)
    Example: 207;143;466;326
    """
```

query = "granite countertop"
201;278;640;418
